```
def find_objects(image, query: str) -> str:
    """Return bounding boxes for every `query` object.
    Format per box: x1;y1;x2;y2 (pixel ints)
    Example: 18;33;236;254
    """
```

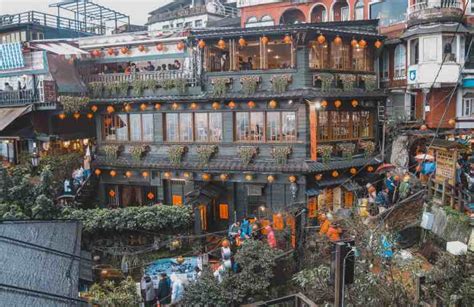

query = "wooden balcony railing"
84;70;197;85
0;89;37;106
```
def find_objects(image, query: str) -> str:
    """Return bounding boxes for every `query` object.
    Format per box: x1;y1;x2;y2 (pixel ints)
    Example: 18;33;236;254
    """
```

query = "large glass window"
331;42;350;70
206;39;230;72
381;50;389;80
309;42;329;69
394;44;406;79
354;1;364;20
317;111;373;141
102;114;153;142
410;39;419;65
369;0;407;26
235;40;261;71
264;40;293;69
442;35;457;62
352;46;372;71
462;97;474;116
423;37;438;62
236;111;296;142
195;112;223;142
180;113;193;142
166;113;179;142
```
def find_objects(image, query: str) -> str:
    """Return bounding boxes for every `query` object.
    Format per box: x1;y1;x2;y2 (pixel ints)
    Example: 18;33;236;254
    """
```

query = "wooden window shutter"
307;197;318;218
172;195;183;206
344;191;354;208
273;214;284;230
219;204;229;219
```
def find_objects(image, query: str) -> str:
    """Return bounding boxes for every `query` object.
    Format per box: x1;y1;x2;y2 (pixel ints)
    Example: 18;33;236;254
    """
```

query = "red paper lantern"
177;41;185;51
261;36;269;45
147;192;155;200
107;48;115;56
154;103;161;110
217;39;226;49
59;113;66;120
87;113;94;119
106;106;115;113
73;112;80;119
91;105;98;112
138;45;145;52
120;47;129;54
351;99;358;107
247;101;256;108
317;34;326;45
334;36;342;45
351;39;358;48
198;39;206;49
359;39;367;48
94;169;101;176
156;43;164;51
334;100;342;108
283;34;292;44
375;40;383;49
238;37;247;47
92;49;101;57
228;101;236;109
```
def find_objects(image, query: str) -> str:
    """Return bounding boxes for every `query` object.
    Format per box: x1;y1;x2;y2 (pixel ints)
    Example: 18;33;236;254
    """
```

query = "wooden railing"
84;70;197;86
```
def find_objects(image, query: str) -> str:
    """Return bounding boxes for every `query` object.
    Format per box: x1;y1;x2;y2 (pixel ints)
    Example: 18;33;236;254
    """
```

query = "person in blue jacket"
240;217;251;240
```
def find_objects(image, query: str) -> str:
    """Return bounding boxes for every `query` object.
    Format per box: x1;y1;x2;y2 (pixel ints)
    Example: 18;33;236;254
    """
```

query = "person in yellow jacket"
318;213;331;236
326;222;343;242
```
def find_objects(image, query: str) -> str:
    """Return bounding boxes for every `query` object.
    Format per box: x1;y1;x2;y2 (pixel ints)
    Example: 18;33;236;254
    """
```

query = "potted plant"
272;146;292;165
361;141;376;157
315;73;334;92
88;82;103;98
239;146;258;165
103;145;121;161
211;77;231;96
196;145;218;166
240;76;260;95
338;143;355;160
60;96;90;114
339;74;356;91
130;145;149;162
174;78;188;94
363;75;377;91
271;74;292;94
168;145;187;166
317;145;333;163
131;79;146;96
159;79;175;90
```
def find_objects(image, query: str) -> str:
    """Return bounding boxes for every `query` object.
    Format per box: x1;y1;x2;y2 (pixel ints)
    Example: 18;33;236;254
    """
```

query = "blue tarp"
145;256;198;286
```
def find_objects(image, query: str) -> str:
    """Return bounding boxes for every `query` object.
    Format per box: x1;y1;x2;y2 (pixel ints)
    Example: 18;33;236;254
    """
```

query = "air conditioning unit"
247;185;262;196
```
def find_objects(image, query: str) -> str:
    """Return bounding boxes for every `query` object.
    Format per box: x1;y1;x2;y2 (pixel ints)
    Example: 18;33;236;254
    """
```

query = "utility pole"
334;242;345;307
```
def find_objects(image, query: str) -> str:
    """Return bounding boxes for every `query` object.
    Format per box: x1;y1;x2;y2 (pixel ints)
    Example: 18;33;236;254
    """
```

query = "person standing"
265;225;277;248
228;221;240;244
144;275;156;307
240;217;251;240
83;155;91;179
170;274;184;305
157;273;171;306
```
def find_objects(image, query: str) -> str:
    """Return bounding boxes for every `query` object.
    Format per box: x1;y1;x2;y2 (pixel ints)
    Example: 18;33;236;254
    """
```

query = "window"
235;39;261;70
102;114;129;141
236;111;296;142
176;23;183;28
162;25;170;30
247;16;258;24
355;1;364;20
394;44;406;79
410;39;419;65
462;97;474;116
195;112;223;142
442;35;457;62
423;37;438;62
317;111;373;141
102;114;153;142
184;22;192;28
166;113;223;142
260;15;275;26
352;46;372;71
195;20;203;27
331;42;350;70
309;42;329;69
205;39;230;72
263;40;294;69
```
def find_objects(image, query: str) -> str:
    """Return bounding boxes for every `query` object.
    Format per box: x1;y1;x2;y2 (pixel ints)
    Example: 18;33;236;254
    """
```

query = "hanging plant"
88;82;103;98
145;79;157;90
196;145;218;166
239;146;258;165
131;79;147;96
363;75;377;91
168;145;187;166
174;78;188;94
272;146;292;165
315;73;334;91
271;74;292;94
339;74;357;91
104;81;129;97
317;145;333;164
159;79;175;90
103;145;120;161
361;141;376;157
240;76;260;95
60;96;90;114
211;77;231;96
130;145;149;161
337;143;355;160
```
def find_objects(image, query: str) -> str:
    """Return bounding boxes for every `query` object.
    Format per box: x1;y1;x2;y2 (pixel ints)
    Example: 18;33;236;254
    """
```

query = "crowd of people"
98;60;182;75
63;153;92;195
140;272;184;307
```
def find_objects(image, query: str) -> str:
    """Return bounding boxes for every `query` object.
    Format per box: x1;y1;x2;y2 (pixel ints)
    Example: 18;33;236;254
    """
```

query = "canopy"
30;42;88;56
0;105;32;131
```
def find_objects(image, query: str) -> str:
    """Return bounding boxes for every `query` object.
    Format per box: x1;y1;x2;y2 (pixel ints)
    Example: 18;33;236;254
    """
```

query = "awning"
47;54;87;93
0;105;32;131
29;42;88;56
186;184;223;206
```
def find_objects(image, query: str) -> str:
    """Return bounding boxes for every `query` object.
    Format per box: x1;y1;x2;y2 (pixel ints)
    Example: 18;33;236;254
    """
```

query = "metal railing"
408;0;462;15
84;70;197;85
0;89;36;106
0;11;103;35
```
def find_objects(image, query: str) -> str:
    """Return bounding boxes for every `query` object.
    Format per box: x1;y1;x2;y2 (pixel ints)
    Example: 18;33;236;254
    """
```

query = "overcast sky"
0;0;173;25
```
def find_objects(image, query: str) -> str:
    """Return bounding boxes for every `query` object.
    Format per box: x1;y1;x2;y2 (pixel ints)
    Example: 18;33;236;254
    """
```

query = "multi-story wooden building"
77;20;385;231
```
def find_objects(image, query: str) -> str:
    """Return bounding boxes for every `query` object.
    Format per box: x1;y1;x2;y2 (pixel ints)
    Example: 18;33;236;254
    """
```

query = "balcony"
85;70;200;99
237;0;282;8
313;72;378;92
408;0;463;26
0;90;36;106
148;4;238;24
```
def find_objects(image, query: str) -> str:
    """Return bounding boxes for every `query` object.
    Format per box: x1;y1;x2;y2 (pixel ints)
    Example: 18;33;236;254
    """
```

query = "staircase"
74;174;98;208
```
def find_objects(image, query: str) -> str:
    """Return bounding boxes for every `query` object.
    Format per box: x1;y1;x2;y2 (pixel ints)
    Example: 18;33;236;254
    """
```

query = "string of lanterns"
315;33;382;49
314;164;376;181
94;169;299;184
90;41;186;58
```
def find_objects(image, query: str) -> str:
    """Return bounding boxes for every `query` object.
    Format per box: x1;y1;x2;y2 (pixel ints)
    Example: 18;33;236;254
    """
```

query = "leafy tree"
85;277;141;306
183;240;280;305
32;194;58;219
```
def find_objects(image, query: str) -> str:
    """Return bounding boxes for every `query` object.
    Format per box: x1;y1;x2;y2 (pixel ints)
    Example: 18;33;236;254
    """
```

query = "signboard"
434;150;457;186
408;68;417;84
0;42;24;70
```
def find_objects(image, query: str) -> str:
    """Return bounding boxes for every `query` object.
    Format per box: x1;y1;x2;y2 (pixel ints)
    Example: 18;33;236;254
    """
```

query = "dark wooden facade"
85;20;385;231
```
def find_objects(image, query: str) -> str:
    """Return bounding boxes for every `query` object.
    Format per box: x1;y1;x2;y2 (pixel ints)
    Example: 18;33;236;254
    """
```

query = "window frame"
235;111;298;143
394;44;407;80
317;110;374;142
101;113;154;143
462;97;474;117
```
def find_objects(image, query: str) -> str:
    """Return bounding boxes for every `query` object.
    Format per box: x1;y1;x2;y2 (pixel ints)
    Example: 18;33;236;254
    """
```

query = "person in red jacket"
265;225;277;248
326;222;343;242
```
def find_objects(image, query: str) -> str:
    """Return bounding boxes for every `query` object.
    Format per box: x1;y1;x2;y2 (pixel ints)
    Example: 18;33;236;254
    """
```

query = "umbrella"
375;163;395;174
415;153;434;161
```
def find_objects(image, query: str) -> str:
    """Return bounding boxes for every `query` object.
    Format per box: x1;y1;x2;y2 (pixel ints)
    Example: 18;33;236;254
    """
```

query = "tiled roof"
307;157;380;173
95;155;310;173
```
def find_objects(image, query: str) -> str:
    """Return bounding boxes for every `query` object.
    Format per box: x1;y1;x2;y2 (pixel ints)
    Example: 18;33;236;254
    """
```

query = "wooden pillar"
309;104;318;160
